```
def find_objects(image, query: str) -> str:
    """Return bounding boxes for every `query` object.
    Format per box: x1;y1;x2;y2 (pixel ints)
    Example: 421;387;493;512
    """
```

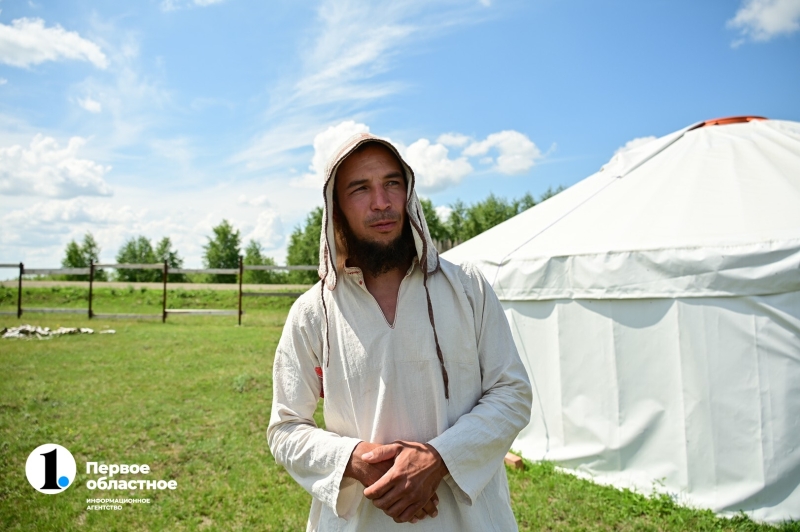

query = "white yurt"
443;117;800;523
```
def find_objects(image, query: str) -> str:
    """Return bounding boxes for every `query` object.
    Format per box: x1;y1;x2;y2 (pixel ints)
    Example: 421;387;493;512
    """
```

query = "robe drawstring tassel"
416;204;449;400
422;267;449;400
321;280;331;368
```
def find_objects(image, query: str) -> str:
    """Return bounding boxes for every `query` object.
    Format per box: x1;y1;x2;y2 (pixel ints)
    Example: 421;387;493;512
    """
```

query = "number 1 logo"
25;444;77;494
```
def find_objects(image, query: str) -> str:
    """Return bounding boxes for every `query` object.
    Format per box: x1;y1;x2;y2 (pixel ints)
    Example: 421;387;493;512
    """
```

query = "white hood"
317;132;440;290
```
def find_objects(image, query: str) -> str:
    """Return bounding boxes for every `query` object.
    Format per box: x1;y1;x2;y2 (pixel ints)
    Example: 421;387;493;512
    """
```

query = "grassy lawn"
1;288;797;531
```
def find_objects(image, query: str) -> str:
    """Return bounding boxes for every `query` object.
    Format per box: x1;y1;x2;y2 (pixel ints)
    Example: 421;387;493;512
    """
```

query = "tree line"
284;186;564;284
59;187;563;285
59;221;284;284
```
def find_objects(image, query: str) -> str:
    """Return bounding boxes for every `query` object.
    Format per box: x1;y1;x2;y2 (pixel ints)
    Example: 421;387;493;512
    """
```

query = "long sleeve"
267;296;362;519
428;264;533;506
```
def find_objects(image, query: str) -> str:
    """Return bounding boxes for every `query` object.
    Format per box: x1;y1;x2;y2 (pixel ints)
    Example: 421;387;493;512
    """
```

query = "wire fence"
0;259;316;325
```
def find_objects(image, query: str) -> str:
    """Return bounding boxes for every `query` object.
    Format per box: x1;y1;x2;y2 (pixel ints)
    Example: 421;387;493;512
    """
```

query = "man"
268;133;532;531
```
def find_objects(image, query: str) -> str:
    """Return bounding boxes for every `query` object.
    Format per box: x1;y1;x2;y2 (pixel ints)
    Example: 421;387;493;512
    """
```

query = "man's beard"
337;208;416;277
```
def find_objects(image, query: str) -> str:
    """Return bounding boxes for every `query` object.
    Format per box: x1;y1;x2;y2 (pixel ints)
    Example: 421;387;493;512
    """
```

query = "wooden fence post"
17;262;23;319
238;255;243;326
88;261;95;319
162;260;168;323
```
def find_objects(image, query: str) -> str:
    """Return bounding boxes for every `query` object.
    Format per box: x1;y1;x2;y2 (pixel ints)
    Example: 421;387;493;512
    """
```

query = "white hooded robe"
267;133;533;531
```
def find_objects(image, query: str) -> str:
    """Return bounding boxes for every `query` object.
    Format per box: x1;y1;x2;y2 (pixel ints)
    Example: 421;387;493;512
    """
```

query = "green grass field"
1;288;797;531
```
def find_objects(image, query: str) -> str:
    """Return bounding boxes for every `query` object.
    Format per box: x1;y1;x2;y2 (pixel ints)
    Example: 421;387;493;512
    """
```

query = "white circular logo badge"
25;444;77;494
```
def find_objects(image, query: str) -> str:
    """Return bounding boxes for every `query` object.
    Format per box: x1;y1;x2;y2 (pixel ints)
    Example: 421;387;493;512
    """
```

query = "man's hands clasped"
345;440;449;524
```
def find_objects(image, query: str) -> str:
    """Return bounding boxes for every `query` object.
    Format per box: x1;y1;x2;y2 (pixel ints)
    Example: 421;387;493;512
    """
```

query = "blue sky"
1;0;798;270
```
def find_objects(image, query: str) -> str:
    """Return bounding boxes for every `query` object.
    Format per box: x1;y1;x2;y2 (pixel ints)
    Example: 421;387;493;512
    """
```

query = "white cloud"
78;96;102;113
160;0;226;11
288;2;415;111
0;135;113;198
0;199;139;252
243;209;284;250
289;1;490;112
0;176;308;267
0;78;7;85
188;208;285;260
463;130;542;174
59;21;174;150
0;18;108;69
728;0;800;43
292;120;371;187
236;1;491;171
149;137;193;170
434;205;453;222
437;133;472;147
4;199;135;226
286;123;542;193
0;198;199;268
238;194;270;207
614;136;657;155
404;138;473;192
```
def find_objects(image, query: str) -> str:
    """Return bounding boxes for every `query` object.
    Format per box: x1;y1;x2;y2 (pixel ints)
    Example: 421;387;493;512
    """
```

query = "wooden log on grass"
504;452;524;470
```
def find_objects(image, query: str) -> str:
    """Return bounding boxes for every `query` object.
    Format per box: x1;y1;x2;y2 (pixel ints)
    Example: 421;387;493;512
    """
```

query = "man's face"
334;143;408;247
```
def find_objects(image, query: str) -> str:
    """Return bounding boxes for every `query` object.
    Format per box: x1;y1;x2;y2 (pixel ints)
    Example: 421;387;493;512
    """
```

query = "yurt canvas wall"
443;118;800;523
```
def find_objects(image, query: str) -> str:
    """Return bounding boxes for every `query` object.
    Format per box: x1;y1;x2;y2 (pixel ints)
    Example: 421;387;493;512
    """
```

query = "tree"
286;207;323;284
62;240;84;273
462;194;517;241
441;188;564;243
154;237;187;283
445;200;468;245
513;192;537;213
203;220;241;283
243;239;287;284
286;186;566;280
419;198;449;243
115;236;158;282
538;185;566;203
114;236;186;282
61;232;106;281
81;233;103;279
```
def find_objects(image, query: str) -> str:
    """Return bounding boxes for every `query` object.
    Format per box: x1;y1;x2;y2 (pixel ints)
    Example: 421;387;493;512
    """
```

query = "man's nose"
371;186;391;210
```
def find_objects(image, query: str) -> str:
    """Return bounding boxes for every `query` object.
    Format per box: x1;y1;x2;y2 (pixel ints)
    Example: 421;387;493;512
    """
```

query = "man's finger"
428;494;439;516
361;443;401;464
363;462;398;499
387;497;418;522
414;496;439;520
371;484;435;522
363;479;386;500
397;497;431;523
368;483;405;511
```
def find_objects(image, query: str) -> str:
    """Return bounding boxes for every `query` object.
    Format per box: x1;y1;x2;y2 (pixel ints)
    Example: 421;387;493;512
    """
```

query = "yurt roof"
442;118;800;300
